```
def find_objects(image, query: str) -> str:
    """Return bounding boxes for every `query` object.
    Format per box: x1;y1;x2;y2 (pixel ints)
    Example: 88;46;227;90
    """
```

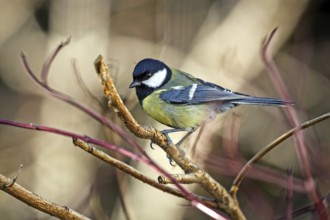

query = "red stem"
261;28;327;219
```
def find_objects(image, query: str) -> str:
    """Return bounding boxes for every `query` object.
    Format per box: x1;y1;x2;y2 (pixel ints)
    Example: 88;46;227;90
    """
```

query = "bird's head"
129;58;172;90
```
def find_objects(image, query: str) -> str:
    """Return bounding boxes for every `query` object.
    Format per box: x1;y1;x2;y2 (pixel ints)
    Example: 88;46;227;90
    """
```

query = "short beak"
129;80;141;88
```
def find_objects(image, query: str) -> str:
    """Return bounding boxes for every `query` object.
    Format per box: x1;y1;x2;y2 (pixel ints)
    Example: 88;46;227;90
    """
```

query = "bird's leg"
150;127;196;150
158;127;197;147
160;128;193;145
164;128;196;166
175;127;197;147
150;128;197;166
149;128;184;149
161;128;185;166
150;128;188;148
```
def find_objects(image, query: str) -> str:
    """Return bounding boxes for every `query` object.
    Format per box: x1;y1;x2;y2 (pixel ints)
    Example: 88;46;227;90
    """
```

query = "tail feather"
232;97;294;107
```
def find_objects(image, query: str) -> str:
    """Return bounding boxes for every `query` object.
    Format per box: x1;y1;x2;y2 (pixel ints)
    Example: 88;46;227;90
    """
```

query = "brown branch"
0;173;90;220
73;134;222;209
230;112;330;199
94;55;246;220
158;173;199;184
72;138;184;198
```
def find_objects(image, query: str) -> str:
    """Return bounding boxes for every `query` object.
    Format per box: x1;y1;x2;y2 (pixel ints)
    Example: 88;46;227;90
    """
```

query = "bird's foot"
166;154;176;166
160;130;174;145
149;141;156;149
149;130;174;149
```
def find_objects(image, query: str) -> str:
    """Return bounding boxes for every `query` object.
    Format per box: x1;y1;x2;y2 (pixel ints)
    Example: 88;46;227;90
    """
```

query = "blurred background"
0;0;329;219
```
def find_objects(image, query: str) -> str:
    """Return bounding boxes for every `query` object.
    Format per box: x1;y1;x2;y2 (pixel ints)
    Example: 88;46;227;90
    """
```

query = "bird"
129;58;292;146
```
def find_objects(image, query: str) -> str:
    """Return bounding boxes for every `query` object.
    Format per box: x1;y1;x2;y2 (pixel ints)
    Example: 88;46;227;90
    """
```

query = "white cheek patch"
188;83;197;100
142;68;167;88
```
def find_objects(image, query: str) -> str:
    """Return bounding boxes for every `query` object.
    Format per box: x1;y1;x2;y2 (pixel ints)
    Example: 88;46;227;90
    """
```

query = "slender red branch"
230;112;330;199
261;28;328;219
205;156;306;193
0;118;146;163
41;37;71;83
20;45;145;157
286;168;293;220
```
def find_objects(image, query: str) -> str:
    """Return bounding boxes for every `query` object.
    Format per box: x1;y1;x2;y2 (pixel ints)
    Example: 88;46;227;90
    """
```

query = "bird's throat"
136;86;154;105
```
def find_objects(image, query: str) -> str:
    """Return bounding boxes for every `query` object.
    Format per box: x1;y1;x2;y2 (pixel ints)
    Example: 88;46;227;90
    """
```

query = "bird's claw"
148;127;175;149
160;130;174;146
166;154;176;166
149;140;155;149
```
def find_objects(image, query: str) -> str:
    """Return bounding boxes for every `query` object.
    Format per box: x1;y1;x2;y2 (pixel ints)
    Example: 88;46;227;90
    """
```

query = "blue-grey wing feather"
160;79;244;104
160;79;291;107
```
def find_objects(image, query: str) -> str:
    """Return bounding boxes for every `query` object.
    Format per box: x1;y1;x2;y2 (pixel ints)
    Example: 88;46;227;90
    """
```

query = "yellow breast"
142;90;211;129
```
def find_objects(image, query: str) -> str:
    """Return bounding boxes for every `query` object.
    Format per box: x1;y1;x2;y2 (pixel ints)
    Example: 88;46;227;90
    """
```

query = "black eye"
141;71;152;80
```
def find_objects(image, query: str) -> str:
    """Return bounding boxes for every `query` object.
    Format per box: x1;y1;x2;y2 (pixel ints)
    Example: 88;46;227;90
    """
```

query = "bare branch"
0;119;147;163
158;173;201;184
71;59;103;110
41;37;71;83
73;138;222;208
230;112;330;198
3;164;23;188
0;173;90;220
72;138;184;198
286;168;293;220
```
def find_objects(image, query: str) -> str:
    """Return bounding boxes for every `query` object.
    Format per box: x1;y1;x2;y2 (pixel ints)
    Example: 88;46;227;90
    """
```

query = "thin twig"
72;138;185;198
115;170;132;220
286;168;293;220
158;173;201;184
205;155;306;193
277;203;314;220
0;119;147;163
0;173;90;220
71;59;104;110
41;37;71;83
3;164;23;188
190;123;205;159
230;112;330;198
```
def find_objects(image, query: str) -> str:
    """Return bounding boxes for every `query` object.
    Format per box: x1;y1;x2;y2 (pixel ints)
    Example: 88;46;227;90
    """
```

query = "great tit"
129;58;292;146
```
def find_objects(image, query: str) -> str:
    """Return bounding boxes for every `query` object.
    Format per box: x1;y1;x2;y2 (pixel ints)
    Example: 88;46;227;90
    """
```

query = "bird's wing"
160;79;245;105
160;78;291;107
